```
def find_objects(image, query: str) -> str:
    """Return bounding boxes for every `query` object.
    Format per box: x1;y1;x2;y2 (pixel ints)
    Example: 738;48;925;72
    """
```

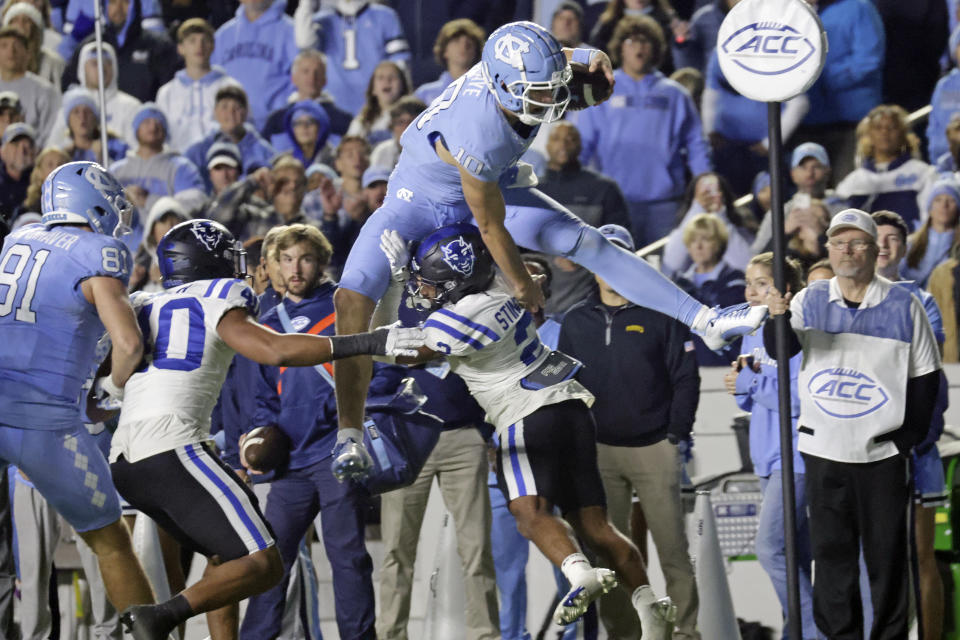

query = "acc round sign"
716;0;827;102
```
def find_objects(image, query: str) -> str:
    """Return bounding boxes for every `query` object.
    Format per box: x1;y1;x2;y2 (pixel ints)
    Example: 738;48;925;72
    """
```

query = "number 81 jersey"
112;278;258;463
0;223;132;431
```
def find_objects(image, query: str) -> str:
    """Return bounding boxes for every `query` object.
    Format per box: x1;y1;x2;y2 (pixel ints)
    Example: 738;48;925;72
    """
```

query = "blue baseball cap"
362;166;391;189
598;224;635;251
2;122;35;146
791;142;830;169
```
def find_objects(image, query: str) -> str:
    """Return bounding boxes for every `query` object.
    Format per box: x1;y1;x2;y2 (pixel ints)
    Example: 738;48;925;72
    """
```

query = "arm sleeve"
382;10;411;62
750;353;801;417
664;321;700;440
898;369;941;452
778;93;810;144
576;106;601;169
822;5;885;91
733;368;756;411
294;0;319;49
762;314;802;360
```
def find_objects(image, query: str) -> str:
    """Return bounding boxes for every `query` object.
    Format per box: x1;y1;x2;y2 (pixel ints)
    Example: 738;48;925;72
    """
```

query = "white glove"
380;322;425;357
93;376;124;411
379;229;411;284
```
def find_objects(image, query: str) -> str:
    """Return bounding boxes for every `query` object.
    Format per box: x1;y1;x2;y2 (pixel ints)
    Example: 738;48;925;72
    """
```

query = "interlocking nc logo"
396;188;413;202
494;34;530;71
720;22;815;76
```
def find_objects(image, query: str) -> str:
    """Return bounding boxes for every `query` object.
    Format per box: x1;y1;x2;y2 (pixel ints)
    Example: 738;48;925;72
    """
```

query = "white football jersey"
110;278;259;463
422;285;593;433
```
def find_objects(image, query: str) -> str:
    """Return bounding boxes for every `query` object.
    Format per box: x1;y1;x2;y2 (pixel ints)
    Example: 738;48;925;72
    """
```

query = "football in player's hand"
567;61;613;110
240;426;291;473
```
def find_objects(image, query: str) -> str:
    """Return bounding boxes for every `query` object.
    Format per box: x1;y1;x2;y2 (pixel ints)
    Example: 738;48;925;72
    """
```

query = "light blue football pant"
339;187;704;326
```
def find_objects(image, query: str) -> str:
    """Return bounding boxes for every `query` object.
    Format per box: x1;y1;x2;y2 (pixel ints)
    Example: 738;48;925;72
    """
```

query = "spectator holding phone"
723;252;818;638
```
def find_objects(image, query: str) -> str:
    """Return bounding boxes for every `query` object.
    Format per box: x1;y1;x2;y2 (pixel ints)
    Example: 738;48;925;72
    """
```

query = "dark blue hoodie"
280;100;332;167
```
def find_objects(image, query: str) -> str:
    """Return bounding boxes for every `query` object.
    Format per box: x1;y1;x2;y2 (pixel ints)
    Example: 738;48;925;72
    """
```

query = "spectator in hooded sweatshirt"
111;103;207;217
61;0;176;103
0;26;57;141
294;0;411;116
211;0;298;129
796;0;884;184
128;196;189;292
413;18;484;106
156;18;238;154
1;2;62;90
184;84;276;192
261;49;354;151
50;41;140;148
579;15;710;247
55;87;128;163
927;27;960;165
277;99;333;168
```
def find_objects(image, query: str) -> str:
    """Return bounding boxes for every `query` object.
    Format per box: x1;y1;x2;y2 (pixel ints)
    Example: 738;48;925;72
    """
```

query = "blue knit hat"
926;177;960;212
62;88;98;126
132;103;168;140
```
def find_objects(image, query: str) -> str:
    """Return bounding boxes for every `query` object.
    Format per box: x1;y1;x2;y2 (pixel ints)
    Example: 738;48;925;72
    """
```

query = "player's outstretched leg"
121;548;282;639
501;189;767;347
331;287;378;482
78;520;156;611
508;495;617;625
567;506;676;640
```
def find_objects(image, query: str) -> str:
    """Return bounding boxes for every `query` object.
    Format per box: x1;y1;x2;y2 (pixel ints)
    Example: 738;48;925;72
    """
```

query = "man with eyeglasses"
763;208;942;639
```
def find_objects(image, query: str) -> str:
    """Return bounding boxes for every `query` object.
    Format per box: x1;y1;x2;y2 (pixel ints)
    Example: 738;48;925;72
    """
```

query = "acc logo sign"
716;0;826;102
494;33;530;71
807;368;889;419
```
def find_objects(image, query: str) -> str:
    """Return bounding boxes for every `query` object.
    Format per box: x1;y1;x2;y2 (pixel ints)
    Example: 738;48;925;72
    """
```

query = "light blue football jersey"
0;223;132;430
395;64;540;207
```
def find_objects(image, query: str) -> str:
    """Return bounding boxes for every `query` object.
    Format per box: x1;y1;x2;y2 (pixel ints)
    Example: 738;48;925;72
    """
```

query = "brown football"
567;61;613;111
241;426;291;473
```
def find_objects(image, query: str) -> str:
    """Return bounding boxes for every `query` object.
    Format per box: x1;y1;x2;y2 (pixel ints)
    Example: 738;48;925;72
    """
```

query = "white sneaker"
637;595;677;640
698;303;768;350
553;567;618;625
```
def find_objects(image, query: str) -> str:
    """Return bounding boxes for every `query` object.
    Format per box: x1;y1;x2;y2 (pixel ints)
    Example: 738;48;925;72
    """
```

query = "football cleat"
697;303;768;351
119;605;176;640
637;596;677;640
553;567;618;625
331;437;373;482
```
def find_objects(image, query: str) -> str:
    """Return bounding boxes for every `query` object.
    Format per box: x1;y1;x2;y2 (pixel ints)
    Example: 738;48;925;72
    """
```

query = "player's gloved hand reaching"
93;375;124;411
371;321;424;358
331;428;373;482
379;229;410;283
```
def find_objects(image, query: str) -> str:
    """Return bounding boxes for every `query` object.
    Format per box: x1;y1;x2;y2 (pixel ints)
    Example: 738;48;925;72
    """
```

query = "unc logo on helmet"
494;34;530;70
440;236;476;277
807;368;890;419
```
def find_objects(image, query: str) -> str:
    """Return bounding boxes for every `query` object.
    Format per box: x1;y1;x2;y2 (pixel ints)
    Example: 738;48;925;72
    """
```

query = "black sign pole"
767;100;803;640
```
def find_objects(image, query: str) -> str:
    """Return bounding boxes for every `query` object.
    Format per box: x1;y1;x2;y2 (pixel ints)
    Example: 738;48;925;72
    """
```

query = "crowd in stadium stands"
0;0;958;638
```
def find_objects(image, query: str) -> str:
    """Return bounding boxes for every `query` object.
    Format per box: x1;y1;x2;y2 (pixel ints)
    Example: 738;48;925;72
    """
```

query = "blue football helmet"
41;161;133;237
481;21;572;126
157;219;246;288
408;223;495;310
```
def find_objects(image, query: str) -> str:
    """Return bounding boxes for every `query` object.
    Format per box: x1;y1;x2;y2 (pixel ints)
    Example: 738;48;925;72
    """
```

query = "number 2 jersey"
0;223;131;430
110;278;258;463
422;285;593;434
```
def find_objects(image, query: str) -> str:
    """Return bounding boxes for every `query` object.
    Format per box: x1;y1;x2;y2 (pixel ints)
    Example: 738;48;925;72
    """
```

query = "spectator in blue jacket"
673;212;745;365
414;18;484;106
240;224;405;640
927;26;960;164
578;14;711;246
836;104;936;230
722;252;817;639
185;84;277;193
211;0;298;129
702;49;809;195
670;0;736;73
279;100;332;168
796;0;884;183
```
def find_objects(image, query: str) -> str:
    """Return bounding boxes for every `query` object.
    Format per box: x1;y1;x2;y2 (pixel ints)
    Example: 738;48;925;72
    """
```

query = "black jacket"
559;295;700;447
62;0;178;102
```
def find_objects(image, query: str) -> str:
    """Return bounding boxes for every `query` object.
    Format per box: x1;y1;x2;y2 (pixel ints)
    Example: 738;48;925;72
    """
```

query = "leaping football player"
331;20;767;483
91;219;423;640
374;224;677;639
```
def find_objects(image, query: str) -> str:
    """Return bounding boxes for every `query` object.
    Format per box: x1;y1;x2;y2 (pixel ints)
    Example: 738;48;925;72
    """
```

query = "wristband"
572;48;595;65
328;330;388;358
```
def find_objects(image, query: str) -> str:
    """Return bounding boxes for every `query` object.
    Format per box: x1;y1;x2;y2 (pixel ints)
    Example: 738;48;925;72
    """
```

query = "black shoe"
119;604;176;640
